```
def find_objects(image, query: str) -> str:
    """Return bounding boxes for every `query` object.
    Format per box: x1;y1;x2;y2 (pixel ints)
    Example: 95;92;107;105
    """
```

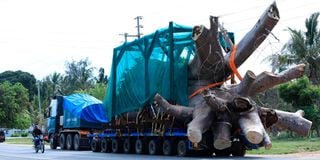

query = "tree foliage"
62;58;95;94
0;81;31;129
267;12;320;84
0;70;37;100
75;83;107;101
278;76;320;136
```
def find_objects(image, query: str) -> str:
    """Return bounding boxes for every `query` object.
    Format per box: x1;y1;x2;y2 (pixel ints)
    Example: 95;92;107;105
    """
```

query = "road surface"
0;143;319;160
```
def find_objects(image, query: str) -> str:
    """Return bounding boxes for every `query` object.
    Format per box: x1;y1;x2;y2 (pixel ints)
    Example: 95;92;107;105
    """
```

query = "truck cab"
46;96;64;149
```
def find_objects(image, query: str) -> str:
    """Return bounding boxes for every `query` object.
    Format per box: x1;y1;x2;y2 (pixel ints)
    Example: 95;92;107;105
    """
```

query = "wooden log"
213;122;232;150
189;16;224;80
248;64;305;96
258;107;278;128
228;70;256;97
263;129;272;150
239;108;264;144
153;93;193;120
187;104;214;143
213;112;232;150
225;2;280;68
272;109;312;136
202;89;230;112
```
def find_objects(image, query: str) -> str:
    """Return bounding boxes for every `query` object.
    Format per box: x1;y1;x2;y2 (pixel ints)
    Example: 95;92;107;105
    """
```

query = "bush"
21;132;28;137
11;133;20;137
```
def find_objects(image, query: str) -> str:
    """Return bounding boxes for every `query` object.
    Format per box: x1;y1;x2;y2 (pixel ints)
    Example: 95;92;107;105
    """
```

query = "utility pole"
134;16;143;39
37;81;42;126
119;16;143;43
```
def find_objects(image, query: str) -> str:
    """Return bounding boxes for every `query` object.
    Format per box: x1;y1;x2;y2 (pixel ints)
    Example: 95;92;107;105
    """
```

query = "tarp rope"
188;45;242;99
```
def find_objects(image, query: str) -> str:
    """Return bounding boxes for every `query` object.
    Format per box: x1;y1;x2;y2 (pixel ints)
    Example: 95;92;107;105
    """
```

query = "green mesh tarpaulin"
103;22;235;119
104;22;195;119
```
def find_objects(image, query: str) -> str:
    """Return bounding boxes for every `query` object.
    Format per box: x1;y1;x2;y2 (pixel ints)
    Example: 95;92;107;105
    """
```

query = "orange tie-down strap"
188;45;242;99
229;45;243;81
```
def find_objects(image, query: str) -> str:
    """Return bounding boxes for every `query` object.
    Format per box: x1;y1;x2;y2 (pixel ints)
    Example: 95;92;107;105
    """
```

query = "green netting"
104;22;195;119
103;22;235;119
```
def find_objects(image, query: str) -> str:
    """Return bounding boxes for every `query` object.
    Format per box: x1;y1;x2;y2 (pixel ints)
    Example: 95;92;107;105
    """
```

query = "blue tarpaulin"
63;93;109;123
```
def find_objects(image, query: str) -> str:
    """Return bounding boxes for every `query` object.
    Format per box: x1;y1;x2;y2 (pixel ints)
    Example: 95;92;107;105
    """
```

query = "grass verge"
247;137;320;154
4;137;33;145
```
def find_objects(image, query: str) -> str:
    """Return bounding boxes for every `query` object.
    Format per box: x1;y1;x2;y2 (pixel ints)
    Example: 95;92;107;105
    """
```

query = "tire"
41;141;45;153
91;139;101;152
123;138;133;153
111;139;122;153
35;143;39;153
66;134;74;150
177;140;188;157
231;141;246;157
73;134;80;151
50;135;57;149
101;138;108;153
162;139;174;156
135;139;146;154
148;139;160;155
215;148;231;157
59;134;66;150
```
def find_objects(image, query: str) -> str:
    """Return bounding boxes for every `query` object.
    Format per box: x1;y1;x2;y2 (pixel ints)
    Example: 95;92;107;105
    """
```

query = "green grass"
4;137;33;145
247;138;320;154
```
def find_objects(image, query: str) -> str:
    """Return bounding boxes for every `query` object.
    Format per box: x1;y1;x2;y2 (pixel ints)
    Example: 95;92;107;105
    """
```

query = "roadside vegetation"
4;137;33;145
248;137;320;154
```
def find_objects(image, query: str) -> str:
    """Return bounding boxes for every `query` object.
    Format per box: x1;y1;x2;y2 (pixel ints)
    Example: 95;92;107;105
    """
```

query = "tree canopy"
279;76;320;136
0;70;37;100
267;12;320;84
0;81;31;129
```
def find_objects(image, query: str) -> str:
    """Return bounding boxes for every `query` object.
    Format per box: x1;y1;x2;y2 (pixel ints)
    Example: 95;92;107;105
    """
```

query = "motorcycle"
33;135;45;153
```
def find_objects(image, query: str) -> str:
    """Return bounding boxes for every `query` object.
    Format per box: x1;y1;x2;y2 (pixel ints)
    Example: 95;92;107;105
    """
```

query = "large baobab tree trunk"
153;1;312;152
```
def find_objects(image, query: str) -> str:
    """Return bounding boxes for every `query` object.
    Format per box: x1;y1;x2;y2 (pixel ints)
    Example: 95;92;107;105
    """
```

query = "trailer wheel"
101;138;109;153
177;140;188;157
123;138;133;153
50;135;57;149
91;139;101;152
66;134;74;150
163;139;175;156
111;139;122;153
148;139;160;155
73;134;80;151
231;141;246;157
59;134;66;150
135;139;146;154
215;148;231;157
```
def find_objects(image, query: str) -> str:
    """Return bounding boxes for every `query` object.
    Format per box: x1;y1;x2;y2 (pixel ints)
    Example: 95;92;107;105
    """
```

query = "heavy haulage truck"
86;22;253;157
47;2;312;157
87;3;312;157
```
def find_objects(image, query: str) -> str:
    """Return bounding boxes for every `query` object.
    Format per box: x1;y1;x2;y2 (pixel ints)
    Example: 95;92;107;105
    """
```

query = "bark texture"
153;1;312;151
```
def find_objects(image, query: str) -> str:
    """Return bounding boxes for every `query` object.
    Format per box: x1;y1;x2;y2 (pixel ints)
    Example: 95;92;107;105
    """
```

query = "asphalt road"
0;143;319;160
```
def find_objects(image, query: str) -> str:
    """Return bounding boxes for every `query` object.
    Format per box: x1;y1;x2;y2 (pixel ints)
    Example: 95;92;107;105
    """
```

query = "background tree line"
0;58;108;129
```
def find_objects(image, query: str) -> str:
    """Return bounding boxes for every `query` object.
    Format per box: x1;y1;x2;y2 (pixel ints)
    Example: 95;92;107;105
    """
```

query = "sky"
0;0;319;80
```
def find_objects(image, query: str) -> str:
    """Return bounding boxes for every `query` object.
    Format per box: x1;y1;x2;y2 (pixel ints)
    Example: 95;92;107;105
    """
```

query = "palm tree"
268;12;320;85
